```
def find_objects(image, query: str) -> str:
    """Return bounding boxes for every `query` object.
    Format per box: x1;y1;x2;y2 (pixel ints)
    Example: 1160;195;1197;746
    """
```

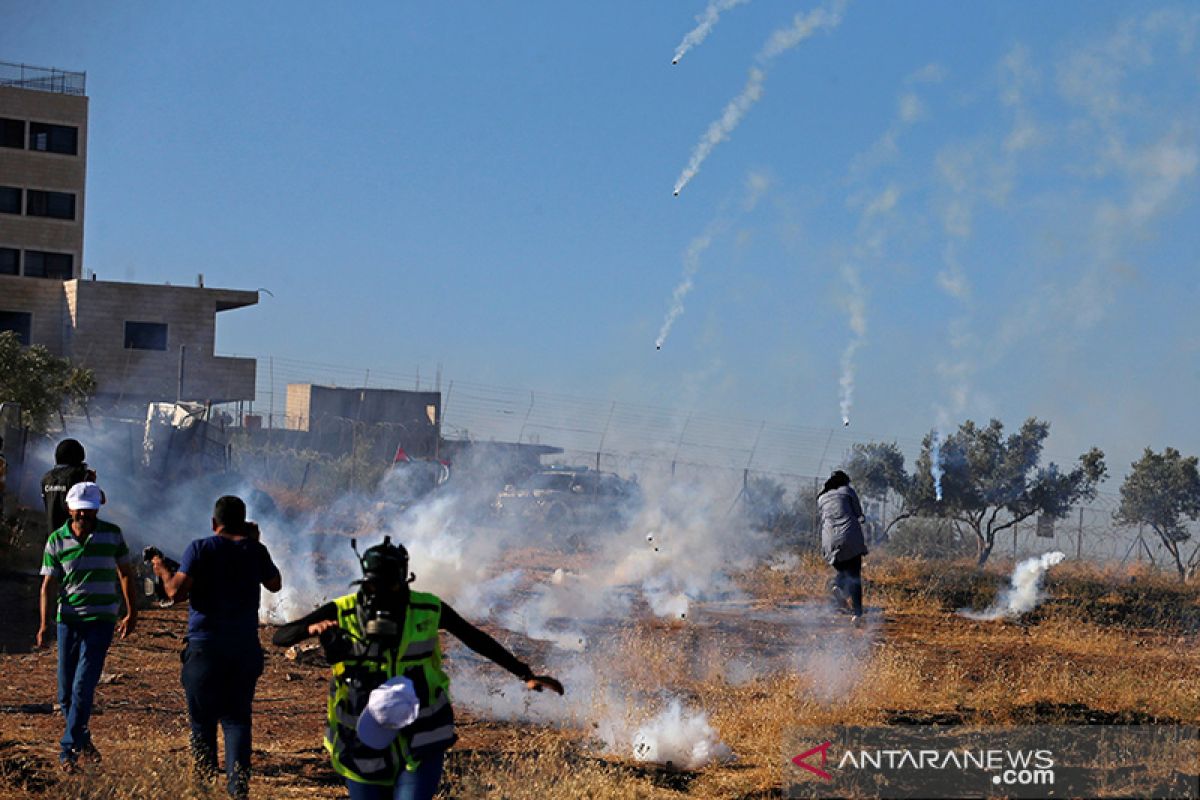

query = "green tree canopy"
0;331;96;432
1115;447;1200;581
845;418;1106;566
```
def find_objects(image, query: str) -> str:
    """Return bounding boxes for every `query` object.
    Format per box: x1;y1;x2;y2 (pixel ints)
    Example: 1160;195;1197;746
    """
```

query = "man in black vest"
40;439;99;534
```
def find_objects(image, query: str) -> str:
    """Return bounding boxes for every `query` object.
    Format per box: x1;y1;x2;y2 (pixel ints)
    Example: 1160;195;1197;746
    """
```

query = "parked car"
492;466;641;536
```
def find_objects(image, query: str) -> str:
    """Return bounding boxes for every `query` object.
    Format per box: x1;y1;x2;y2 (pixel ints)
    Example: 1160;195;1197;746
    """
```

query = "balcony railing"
0;61;86;96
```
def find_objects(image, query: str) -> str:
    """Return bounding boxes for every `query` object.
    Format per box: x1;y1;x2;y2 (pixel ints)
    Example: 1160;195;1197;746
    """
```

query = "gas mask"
352;536;414;644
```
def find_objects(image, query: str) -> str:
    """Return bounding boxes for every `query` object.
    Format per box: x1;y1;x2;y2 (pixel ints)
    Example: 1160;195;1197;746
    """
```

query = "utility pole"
177;345;186;403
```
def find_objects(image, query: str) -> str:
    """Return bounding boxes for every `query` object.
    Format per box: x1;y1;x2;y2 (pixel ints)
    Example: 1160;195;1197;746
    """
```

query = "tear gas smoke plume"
838;264;867;427
959;551;1066;621
929;428;944;502
33;419;867;772
270;465;772;767
631;699;733;768
657;173;768;350
672;0;752;66
672;0;846;196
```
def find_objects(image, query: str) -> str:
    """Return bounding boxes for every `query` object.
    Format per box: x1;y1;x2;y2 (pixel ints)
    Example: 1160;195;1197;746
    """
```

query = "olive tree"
0;331;96;431
1115;448;1200;582
846;418;1106;566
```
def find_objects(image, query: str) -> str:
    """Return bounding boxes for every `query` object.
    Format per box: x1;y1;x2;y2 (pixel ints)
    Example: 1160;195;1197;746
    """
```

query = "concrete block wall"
0;274;67;352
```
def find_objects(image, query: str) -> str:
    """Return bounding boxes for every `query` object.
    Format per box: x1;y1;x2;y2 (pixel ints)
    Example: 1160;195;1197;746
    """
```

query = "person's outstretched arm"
440;603;563;694
271;602;337;647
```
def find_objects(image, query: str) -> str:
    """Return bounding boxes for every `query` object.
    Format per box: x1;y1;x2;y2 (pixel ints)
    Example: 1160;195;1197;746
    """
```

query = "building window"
0;187;20;215
0;311;32;345
0;118;22;149
26;189;75;220
0;248;17;275
23;250;74;279
124;321;168;351
28;122;78;156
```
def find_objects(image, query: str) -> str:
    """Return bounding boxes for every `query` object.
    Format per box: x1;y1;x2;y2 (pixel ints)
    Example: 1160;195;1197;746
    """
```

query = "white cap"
356;676;420;750
66;482;102;511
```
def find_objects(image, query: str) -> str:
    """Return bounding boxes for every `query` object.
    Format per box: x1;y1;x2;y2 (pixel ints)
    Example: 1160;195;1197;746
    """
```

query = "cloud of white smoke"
631;699;733;768
959;551;1066;620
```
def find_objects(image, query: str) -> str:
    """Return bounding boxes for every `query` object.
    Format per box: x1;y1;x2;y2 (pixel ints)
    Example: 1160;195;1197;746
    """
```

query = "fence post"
1076;506;1083;560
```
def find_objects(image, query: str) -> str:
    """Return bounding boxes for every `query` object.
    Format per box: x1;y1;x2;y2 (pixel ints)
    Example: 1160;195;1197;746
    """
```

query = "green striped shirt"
41;519;131;623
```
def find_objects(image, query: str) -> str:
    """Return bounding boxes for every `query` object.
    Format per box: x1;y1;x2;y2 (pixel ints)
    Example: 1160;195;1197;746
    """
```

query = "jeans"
56;620;115;761
344;747;446;800
832;555;863;616
181;639;264;797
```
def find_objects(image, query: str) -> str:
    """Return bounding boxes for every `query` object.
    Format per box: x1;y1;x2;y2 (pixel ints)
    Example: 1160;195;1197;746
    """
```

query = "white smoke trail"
656;172;768;350
673;68;765;197
837;264;867;426
672;0;847;196
929;427;944;501
655;229;716;350
672;0;752;65
758;0;848;60
631;699;733;768
959;551;1066;620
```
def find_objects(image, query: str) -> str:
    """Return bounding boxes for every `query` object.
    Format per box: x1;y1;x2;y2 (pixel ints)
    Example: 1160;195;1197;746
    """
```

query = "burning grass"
1;554;1197;798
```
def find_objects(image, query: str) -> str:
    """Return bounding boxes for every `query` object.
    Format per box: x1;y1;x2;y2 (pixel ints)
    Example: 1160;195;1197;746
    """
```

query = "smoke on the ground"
958;551;1066;620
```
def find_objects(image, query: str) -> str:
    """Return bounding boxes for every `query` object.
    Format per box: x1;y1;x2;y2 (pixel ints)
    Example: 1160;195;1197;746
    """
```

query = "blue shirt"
179;535;280;644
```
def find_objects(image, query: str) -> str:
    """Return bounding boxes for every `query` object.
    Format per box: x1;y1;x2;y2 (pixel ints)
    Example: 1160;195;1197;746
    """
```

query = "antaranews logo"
790;741;1056;790
791;741;833;780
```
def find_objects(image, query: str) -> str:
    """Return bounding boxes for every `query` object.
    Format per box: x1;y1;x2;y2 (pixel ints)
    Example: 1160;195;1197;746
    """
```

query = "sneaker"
79;742;102;764
851;615;863;628
59;758;79;774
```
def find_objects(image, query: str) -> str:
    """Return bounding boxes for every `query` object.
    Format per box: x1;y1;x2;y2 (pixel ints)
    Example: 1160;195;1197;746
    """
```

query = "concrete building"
0;61;256;412
285;384;442;458
0;62;86;280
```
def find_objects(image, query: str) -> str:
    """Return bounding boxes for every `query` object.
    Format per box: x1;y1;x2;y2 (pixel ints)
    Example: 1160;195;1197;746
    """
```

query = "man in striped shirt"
36;481;138;770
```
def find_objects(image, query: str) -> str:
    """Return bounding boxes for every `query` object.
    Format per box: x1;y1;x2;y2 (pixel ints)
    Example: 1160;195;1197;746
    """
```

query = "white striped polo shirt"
41;519;132;623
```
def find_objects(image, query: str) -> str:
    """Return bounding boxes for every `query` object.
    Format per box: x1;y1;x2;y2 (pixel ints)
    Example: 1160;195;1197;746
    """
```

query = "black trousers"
832;555;863;615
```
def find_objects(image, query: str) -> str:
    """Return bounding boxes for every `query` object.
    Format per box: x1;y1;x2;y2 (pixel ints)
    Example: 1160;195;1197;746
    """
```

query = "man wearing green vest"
273;537;562;800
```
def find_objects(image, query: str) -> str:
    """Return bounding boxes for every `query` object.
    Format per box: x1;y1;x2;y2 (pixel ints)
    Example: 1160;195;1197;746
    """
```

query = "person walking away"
818;470;869;624
149;495;282;799
272;537;563;800
35;481;137;770
41;439;101;535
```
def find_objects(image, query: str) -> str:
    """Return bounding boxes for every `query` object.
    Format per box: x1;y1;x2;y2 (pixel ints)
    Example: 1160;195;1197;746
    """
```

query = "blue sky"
4;1;1198;479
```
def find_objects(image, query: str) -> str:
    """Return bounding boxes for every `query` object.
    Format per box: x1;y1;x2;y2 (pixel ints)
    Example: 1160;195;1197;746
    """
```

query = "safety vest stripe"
335;706;359;729
401;640;436;660
355;756;388;773
409;724;455;749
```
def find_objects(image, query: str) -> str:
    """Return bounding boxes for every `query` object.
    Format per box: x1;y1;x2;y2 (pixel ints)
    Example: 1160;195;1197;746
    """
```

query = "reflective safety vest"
324;591;456;785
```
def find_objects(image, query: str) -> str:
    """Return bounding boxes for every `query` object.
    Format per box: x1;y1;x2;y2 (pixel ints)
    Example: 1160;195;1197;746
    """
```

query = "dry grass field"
1;552;1197;799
